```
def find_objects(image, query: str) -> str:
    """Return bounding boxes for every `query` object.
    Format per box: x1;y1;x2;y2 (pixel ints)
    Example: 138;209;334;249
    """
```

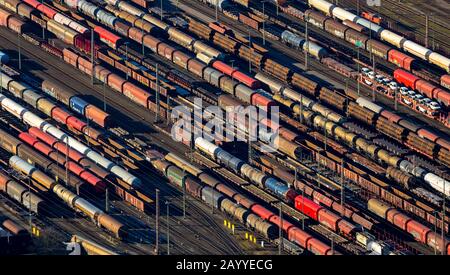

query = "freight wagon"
368;199;450;254
150;155;278;240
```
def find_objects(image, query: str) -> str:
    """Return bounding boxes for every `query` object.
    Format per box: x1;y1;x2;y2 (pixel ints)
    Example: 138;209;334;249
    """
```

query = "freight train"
0;88;141;187
0;170;46;214
18;130;107;193
99;1;349;126
193;136;410;254
8;155;126;238
0;127;91;193
149;153;279;241
182;12;450;158
294;195;360;237
368;198;450;254
0;71;107;137
190;138;338;254
0;0;444;256
194;137;363;236
394;69;450;107
253;73;450;198
0;6;28;34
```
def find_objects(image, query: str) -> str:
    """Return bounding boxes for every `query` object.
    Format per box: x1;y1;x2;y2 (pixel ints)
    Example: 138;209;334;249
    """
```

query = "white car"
382;77;391;84
414;94;424;101
420;98;432;105
368;71;376;79
403;98;413;105
417;105;427;114
364;78;373;86
389;82;398;90
362;67;371;75
375;75;384;83
399;87;409;96
428;102;441;110
407;90;416;98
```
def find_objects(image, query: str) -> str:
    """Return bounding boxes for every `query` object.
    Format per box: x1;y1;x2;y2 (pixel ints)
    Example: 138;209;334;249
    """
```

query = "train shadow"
0;48;46;72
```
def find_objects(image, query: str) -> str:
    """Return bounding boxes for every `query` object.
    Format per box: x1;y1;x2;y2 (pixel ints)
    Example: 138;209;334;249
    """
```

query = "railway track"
188;150;366;255
0;4;442;254
0;29;249;255
337;0;450;54
177;0;450;139
176;0;450;185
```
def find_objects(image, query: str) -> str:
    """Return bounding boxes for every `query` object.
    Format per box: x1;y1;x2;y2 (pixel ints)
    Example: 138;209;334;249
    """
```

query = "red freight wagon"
94;26;122;49
417;129;439;142
406;220;431;243
250;204;274;220
441;75;450;90
122;82;150;108
388;49;415;71
18;132;38;146
307;238;333;255
67;161;84;176
295;195;322;220
107;74;126;92
317;209;340;231
24;0;57;19
34;142;53;156
269;215;294;232
213;61;236;75
380;110;402;123
52;107;70;124
251;93;275;111
23;0;41;8
29;127;57;146
232;71;260;89
67;116;87;132
37;4;57;19
434;88;450;106
394;69;420;89
386;210;410;230
415;80;437;98
287;227;311;248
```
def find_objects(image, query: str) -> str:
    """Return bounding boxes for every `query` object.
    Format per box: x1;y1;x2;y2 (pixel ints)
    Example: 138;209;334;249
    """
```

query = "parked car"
417;105;427;114
407;90;416;98
420;98;432;105
429;101;441;110
403;97;413;105
375;75;384;83
388;81;398;90
364;78;373;86
400;87;409;96
413;94;424;101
